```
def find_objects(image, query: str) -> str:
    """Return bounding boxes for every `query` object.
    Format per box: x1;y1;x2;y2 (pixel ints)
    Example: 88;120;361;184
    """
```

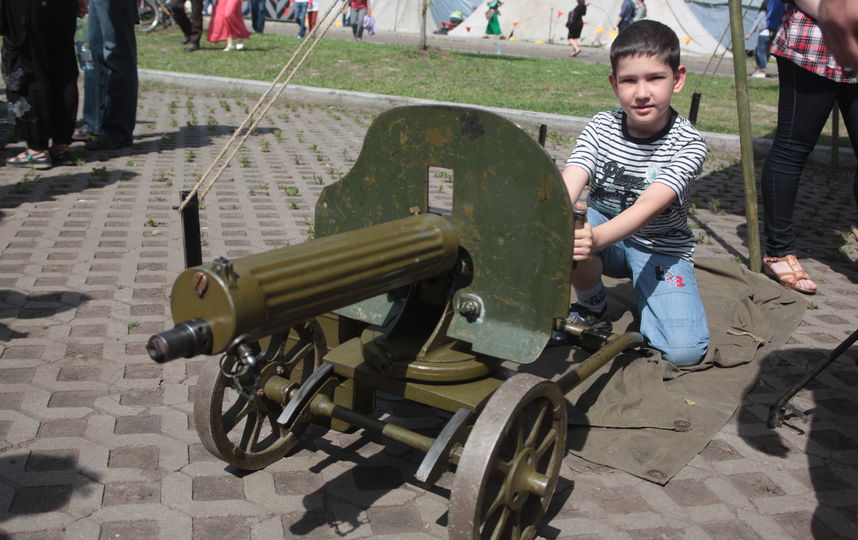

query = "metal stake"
180;190;203;268
689;92;702;125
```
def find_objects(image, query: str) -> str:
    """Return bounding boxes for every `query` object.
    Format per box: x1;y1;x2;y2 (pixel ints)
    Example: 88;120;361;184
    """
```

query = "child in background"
553;20;709;367
307;0;319;34
207;0;250;51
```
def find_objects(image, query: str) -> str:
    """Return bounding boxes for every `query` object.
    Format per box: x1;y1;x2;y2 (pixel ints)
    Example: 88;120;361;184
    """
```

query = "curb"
139;68;854;166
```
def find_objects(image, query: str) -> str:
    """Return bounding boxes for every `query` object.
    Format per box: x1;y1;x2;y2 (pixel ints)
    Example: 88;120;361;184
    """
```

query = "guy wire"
179;0;349;212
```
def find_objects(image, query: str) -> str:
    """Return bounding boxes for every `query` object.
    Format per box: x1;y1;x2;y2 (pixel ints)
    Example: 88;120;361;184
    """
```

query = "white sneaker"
750;72;766;79
236;42;245;50
223;44;234;51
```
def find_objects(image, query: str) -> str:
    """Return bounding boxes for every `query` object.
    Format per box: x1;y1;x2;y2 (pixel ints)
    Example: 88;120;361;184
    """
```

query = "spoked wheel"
138;0;160;32
449;374;567;540
193;319;326;470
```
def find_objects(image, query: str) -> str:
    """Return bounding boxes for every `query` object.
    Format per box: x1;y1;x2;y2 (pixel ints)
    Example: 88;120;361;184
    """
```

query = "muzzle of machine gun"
147;318;213;363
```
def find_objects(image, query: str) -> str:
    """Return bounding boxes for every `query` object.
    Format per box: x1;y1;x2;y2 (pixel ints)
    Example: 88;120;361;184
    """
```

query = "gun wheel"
193;320;325;470
449;374;567;540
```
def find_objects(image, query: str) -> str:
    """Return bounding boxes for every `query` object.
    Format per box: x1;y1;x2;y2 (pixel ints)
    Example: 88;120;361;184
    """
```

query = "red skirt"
207;0;250;42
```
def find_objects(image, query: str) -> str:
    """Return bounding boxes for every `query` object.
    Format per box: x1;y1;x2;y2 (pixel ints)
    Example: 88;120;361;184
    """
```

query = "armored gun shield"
316;105;574;363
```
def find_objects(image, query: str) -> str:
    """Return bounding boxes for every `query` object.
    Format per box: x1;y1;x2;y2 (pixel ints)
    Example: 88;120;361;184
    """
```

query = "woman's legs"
760;57;841;291
753;34;770;73
45;0;79;147
350;7;366;39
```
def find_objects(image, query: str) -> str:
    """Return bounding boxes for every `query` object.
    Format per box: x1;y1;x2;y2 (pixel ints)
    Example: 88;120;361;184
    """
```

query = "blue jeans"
761;57;858;257
589;208;709;366
86;0;137;143
249;0;266;33
754;33;772;71
293;2;308;37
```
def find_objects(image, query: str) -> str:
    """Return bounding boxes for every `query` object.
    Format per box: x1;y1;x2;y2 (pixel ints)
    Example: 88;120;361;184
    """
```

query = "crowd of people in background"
0;0;374;171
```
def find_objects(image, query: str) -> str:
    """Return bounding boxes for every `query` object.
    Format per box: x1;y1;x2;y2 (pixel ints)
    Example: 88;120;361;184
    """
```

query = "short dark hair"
610;20;681;74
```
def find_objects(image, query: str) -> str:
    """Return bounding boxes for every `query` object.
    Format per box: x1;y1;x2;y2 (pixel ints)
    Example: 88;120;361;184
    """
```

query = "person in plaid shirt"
807;0;858;69
759;3;857;295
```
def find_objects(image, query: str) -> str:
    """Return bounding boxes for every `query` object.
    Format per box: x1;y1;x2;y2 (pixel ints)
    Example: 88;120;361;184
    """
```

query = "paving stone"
0;420;13;439
108;446;160;469
771;510;838;539
123;364;162;379
589;487;653;514
0;392;23;410
192;475;245;501
192;516;250;540
366;504;423;535
351;465;404;491
103;480;161;505
8;531;66;540
48;390;98;408
662;478;721;507
9;485;73;514
118;389;162;407
99;520;159;540
0;367;36;383
281;509;340;539
129;304;165;317
273;470;326;496
698;519;763;539
38;418;88;438
188;443;220;463
25;449;79;472
57;365;101;382
1;345;44;359
64;343;104;359
113;415;161;435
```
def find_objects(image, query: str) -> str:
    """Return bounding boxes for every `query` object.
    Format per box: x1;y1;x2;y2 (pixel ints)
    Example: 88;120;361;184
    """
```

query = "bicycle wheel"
158;0;174;29
138;0;160;32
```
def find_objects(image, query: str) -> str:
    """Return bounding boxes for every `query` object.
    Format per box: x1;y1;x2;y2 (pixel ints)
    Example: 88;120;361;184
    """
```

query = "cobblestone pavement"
0;79;856;539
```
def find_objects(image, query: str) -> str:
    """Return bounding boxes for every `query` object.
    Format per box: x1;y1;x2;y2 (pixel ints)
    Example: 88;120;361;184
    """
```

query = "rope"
178;0;349;212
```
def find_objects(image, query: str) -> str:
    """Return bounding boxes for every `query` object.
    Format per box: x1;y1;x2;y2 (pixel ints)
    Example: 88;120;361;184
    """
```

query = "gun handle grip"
572;203;587;270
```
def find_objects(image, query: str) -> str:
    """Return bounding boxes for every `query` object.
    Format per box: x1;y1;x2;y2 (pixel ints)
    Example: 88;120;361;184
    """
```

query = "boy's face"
609;54;687;138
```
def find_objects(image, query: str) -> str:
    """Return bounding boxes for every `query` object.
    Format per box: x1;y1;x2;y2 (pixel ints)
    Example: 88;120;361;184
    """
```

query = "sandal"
6;150;52;170
763;254;817;295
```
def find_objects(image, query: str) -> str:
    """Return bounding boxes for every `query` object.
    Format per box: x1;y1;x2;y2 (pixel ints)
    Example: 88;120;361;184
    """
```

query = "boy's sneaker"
548;303;612;346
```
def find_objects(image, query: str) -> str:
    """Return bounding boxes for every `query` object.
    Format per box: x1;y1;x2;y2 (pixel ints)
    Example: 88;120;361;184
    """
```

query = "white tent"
300;0;435;35
447;0;728;57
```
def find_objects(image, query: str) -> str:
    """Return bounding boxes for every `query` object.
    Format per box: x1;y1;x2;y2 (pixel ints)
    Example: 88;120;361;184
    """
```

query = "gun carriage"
148;106;642;539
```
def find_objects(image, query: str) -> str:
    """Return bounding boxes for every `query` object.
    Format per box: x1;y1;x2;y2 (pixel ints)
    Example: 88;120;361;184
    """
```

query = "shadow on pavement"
739;346;858;539
0;290;92;342
0;452;100;524
0;170;136;218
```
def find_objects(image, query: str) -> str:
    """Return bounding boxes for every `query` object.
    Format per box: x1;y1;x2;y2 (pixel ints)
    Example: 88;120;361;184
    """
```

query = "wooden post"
420;0;428;50
728;0;761;273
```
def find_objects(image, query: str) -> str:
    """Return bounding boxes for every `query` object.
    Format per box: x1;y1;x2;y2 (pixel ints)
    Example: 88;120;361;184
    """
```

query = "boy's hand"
573;222;595;261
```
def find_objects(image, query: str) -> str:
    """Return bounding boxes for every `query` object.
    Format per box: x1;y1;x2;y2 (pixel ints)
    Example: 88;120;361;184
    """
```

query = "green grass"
137;28;845;141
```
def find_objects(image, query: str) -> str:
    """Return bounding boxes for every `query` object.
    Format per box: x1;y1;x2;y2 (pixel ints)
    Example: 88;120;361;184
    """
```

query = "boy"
553;20;709;367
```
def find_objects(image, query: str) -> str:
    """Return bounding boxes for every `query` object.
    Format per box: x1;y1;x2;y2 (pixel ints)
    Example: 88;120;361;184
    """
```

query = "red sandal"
763;254;817;295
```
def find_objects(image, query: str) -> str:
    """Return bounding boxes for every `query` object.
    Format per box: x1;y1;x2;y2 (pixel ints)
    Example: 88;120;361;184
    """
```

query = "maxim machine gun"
148;106;642;539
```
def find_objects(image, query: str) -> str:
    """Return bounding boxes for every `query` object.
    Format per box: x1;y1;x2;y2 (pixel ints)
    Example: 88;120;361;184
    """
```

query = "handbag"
485;7;496;20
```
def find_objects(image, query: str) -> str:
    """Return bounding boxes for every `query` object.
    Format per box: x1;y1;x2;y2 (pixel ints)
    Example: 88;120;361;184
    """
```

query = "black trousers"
170;0;203;44
760;57;858;257
1;0;78;149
